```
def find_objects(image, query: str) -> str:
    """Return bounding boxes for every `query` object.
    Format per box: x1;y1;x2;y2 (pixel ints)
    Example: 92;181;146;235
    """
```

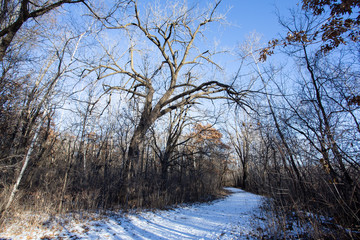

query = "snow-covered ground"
0;188;266;239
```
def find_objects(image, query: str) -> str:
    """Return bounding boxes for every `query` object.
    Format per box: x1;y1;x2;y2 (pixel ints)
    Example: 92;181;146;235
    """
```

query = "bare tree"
151;105;191;190
84;0;243;203
250;8;360;233
227;116;253;189
0;27;86;216
0;0;87;62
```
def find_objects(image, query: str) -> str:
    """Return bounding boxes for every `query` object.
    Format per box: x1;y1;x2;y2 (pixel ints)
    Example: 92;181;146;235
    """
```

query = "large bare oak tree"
85;0;242;201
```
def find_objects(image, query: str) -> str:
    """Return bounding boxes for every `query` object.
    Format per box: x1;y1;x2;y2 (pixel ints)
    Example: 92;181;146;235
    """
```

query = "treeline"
0;0;235;218
1;105;229;212
227;4;360;238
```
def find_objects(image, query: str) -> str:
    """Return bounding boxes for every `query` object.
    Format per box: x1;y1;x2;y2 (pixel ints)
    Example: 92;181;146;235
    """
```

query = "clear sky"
186;0;303;115
136;0;302;49
219;0;301;43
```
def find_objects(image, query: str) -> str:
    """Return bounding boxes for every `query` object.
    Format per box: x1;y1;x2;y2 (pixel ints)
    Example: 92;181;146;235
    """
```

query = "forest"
0;0;359;238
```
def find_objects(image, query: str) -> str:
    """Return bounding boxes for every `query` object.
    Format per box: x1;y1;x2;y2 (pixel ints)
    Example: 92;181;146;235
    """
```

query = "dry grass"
255;198;360;240
0;210;108;239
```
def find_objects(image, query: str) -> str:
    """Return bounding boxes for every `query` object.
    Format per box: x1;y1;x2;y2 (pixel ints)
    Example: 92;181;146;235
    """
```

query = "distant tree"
187;123;230;191
189;123;229;167
151;105;191;191
227;118;253;190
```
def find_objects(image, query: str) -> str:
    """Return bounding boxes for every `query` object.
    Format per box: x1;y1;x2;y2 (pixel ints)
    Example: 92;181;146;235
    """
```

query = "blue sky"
215;0;301;47
194;0;303;79
56;0;305;130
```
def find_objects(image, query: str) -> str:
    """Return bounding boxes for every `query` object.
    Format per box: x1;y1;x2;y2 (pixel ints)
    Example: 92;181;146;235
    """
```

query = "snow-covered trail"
1;188;265;239
80;188;264;239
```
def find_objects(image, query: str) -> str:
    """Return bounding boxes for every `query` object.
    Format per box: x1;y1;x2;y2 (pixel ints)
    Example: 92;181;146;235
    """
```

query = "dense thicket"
229;3;360;238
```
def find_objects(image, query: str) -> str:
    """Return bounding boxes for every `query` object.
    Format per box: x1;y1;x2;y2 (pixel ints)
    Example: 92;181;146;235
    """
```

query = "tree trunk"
121;111;156;205
242;162;248;189
160;153;170;191
1;108;48;217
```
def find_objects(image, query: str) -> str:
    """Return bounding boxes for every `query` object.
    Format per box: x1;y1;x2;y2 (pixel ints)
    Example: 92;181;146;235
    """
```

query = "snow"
0;188;266;239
